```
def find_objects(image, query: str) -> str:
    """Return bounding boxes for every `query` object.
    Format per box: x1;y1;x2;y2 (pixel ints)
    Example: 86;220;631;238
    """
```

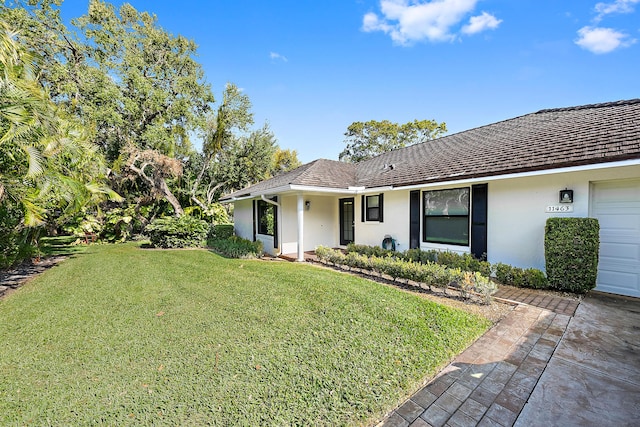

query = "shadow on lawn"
0;236;90;298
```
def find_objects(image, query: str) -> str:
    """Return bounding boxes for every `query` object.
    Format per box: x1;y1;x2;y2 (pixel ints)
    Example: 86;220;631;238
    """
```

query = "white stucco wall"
230;163;639;266
356;191;411;251
487;164;640;270
233;199;253;241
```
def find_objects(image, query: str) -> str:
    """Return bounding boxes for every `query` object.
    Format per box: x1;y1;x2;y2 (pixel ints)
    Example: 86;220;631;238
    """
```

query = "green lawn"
0;243;491;426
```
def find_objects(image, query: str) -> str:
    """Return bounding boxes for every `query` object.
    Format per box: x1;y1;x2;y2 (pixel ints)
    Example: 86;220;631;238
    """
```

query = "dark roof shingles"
358;99;640;188
225;99;640;197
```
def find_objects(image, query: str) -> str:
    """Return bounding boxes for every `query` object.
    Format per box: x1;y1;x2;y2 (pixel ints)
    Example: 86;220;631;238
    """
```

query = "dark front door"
339;198;354;245
409;190;421;249
471;184;488;259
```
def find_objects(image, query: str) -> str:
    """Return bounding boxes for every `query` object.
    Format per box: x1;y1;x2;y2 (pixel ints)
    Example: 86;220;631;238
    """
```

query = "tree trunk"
159;177;184;217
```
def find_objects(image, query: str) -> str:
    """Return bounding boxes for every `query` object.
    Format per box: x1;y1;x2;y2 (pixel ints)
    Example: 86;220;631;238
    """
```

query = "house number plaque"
545;205;574;213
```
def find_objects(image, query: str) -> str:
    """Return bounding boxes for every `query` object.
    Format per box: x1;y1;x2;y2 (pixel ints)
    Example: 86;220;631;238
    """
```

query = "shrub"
209;236;263;259
523;268;548;289
0;202;29;269
209;224;234;241
493;262;512;284
474;275;498;305
344;251;370;270
346;243;393;258
145;215;209;248
545;217;600;293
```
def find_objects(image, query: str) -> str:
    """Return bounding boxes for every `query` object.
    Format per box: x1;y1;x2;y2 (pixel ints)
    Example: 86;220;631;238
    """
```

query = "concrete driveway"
515;292;640;426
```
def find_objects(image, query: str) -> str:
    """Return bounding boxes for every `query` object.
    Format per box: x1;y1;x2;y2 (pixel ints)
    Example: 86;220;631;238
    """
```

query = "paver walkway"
379;303;572;427
493;287;579;316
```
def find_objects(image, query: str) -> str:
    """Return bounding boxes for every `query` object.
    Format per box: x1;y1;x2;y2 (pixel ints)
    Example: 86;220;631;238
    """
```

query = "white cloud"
269;52;288;62
594;0;639;21
575;26;636;53
461;11;502;35
362;0;500;45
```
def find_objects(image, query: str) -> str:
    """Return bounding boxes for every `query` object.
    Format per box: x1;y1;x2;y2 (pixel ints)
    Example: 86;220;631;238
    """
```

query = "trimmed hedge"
209;224;234;240
209;236;263;259
346;244;544;290
315;246;498;304
545;217;600;293
145;216;209;248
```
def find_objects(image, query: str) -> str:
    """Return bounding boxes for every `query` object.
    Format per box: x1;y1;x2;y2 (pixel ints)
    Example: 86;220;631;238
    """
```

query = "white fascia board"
288;185;356;195
391;159;640;192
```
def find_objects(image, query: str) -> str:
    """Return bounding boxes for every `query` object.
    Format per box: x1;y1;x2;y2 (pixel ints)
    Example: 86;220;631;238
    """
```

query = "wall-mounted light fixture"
305;200;311;210
559;189;573;203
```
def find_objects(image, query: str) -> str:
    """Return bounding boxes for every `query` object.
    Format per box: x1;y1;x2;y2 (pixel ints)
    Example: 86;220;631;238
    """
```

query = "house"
221;100;640;298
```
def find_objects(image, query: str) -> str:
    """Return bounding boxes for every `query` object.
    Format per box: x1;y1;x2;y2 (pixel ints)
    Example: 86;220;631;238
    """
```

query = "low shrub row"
346;244;546;290
208;236;263;259
316;246;497;304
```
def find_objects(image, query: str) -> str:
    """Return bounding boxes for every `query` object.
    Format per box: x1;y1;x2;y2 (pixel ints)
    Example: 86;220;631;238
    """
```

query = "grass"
0;243;491;426
39;235;90;257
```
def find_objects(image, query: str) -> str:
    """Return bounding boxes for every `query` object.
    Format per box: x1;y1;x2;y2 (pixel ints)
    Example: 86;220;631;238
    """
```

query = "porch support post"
297;194;305;262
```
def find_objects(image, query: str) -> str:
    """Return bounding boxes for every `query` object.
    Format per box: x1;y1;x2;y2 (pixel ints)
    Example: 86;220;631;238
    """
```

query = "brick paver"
493;287;579;316
378;304;573;427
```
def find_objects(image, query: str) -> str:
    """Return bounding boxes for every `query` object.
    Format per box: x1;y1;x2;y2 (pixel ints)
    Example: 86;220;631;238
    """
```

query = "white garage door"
591;179;640;297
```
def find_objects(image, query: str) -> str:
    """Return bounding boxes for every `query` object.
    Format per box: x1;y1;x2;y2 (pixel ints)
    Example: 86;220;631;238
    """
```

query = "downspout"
261;195;281;255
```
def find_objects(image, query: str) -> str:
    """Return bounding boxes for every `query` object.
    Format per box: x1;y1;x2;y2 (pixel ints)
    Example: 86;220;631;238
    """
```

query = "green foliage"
208;224;235;240
353;244;547;290
346;243;393;258
145;215;209;248
545;217;600;293
316;246;496;303
339;119;447;163
271;148;302;176
208;235;263;259
523;268;549;289
100;206;142;243
0;202;31;268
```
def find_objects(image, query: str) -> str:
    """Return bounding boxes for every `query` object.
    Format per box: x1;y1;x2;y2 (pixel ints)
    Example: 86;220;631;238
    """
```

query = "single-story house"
221;99;640;298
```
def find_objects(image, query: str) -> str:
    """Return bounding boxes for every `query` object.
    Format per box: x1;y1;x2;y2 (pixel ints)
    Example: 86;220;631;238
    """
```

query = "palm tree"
0;21;120;229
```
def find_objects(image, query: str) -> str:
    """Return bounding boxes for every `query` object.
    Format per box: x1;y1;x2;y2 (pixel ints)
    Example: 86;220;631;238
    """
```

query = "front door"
339;198;354;245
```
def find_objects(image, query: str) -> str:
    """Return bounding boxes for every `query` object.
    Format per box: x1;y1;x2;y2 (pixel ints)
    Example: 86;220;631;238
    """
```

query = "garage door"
591;179;640;297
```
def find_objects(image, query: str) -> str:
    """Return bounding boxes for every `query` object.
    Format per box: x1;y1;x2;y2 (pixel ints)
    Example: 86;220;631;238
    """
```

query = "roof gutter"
261;194;281;207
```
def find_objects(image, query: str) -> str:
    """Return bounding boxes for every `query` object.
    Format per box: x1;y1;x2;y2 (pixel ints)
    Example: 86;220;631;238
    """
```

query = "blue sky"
59;0;640;163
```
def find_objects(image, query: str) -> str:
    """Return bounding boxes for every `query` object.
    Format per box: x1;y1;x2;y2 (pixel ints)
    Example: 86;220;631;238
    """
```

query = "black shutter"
471;184;488;259
361;195;365;222
252;200;257;241
409;190;420;248
378;193;384;222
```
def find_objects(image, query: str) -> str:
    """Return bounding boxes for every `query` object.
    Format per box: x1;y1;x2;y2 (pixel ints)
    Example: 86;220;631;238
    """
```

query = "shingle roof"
357;99;640;188
222;158;356;199
222;99;640;199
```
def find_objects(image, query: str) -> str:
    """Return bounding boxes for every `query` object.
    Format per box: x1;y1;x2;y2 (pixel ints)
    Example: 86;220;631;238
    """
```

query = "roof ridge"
536;98;640;114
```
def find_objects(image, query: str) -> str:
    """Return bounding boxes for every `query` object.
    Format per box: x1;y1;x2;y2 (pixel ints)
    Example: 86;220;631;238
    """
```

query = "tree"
0;20;118;227
213;124;278;194
271;148;301;176
1;19;118;267
188;83;252;214
2;0;215;213
338;119;447;163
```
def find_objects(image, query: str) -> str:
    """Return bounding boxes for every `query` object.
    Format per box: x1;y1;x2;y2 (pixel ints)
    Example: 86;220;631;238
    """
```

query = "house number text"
545;205;574;213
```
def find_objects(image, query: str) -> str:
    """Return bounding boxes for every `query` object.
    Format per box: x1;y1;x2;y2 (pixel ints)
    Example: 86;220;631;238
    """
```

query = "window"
362;194;384;222
423;188;469;245
257;200;275;236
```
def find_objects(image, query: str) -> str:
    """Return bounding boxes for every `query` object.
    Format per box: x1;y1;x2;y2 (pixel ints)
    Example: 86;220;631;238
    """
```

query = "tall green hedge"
145;216;209;248
545;217;600;293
